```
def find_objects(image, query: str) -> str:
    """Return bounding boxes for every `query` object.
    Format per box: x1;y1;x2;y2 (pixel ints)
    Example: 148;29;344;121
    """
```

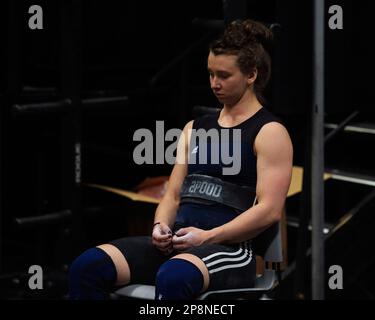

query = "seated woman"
68;19;293;300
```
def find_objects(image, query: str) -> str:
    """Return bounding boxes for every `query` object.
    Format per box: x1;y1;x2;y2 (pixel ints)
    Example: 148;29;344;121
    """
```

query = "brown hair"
209;19;273;103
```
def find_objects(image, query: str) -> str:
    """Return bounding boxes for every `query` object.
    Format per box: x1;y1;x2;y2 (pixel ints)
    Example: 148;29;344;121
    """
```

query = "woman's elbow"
264;204;283;225
271;209;283;224
258;199;284;225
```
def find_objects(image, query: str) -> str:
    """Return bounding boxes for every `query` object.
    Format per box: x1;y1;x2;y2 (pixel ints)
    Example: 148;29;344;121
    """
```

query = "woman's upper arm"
164;120;194;201
254;122;293;219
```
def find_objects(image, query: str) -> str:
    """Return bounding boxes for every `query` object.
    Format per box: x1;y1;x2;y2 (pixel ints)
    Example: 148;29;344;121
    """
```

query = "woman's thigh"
183;240;256;291
105;236;170;285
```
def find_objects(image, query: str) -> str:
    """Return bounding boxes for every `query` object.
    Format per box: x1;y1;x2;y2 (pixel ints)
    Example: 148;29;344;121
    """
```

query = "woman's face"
207;52;255;106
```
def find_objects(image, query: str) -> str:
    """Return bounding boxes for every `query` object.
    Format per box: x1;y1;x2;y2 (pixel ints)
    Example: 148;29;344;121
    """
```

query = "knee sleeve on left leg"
69;247;117;300
155;258;204;300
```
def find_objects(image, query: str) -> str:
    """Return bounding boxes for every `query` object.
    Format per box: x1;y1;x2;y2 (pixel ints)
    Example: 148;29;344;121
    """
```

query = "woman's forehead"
207;52;239;70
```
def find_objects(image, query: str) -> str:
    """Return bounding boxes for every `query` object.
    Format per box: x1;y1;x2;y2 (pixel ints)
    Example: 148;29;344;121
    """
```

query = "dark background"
1;0;374;299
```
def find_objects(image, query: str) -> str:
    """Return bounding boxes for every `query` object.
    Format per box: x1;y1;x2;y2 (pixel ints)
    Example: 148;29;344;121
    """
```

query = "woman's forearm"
153;193;180;228
206;202;282;244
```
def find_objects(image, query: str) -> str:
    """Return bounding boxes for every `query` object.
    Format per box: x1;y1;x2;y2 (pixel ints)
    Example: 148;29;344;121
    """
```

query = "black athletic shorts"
109;235;256;291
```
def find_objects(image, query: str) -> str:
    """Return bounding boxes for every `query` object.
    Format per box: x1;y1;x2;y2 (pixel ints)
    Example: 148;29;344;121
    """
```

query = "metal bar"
311;0;325;300
14;210;72;229
283;189;375;281
324;110;359;142
0;94;3;275
59;0;85;260
329;173;375;187
287;217;332;234
294;110;312;300
325;123;375;135
82;96;128;106
328;189;375;237
12;96;128;116
1;0;22;273
13;205;118;230
12;99;71;115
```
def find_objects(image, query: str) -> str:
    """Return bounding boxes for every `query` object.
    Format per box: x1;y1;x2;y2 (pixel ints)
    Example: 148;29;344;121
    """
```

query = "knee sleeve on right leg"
69;247;117;300
155;259;204;300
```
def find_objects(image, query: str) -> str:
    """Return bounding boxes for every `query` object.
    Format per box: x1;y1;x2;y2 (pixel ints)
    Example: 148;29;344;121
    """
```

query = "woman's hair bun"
228;19;273;50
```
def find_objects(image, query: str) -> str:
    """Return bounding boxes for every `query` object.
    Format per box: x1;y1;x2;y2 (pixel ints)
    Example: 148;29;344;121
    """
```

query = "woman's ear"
247;69;258;86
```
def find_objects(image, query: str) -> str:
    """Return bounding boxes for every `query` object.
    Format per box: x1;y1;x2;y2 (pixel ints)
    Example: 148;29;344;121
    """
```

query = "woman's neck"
221;91;263;123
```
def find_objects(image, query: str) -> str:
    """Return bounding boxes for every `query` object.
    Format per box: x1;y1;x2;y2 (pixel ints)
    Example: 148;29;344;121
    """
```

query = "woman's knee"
155;258;205;300
96;244;131;285
69;247;101;279
171;254;210;290
69;247;118;282
68;247;118;299
68;243;131;296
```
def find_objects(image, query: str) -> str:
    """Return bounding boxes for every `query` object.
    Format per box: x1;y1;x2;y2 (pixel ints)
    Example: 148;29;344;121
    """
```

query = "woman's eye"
219;73;230;79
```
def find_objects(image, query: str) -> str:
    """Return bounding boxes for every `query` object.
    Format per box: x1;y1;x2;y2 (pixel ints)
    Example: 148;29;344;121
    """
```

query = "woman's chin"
216;96;226;103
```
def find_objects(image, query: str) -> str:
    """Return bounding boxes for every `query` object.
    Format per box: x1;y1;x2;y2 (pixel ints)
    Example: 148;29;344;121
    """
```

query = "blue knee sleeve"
68;247;117;300
155;259;204;300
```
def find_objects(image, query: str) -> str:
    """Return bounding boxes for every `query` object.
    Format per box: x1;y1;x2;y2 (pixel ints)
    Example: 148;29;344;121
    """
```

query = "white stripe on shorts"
202;246;243;262
202;241;253;274
208;251;253;274
205;247;250;267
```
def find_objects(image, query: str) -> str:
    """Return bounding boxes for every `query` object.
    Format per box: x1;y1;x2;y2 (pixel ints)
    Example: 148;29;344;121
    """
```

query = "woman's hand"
172;227;209;251
152;222;173;255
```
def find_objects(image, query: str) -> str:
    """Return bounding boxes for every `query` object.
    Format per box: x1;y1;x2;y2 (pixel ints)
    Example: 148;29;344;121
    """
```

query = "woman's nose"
211;77;221;89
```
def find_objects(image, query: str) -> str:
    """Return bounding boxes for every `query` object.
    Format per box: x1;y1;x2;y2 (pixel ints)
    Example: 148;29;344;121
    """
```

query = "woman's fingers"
172;243;187;251
172;232;192;244
154;241;173;255
155;239;172;249
153;233;171;242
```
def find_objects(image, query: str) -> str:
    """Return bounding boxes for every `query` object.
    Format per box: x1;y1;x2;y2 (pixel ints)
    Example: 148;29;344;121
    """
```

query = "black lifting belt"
179;174;256;212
